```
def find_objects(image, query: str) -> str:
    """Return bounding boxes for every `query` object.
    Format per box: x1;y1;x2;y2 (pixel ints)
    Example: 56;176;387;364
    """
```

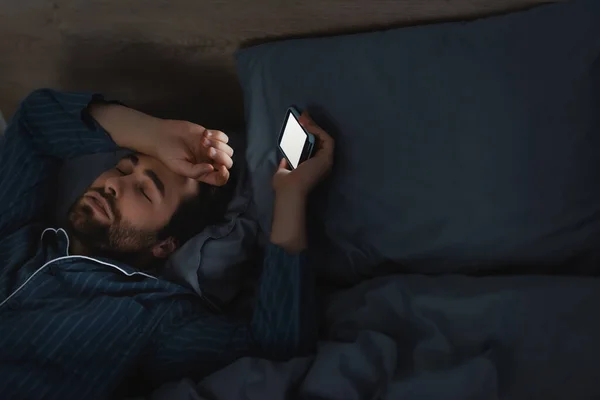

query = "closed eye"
117;167;151;202
138;184;152;202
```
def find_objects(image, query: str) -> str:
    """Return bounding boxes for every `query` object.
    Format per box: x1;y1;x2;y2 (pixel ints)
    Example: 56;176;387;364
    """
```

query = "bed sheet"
149;273;600;400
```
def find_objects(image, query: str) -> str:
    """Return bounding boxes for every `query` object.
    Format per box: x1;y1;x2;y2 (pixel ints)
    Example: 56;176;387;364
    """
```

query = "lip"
84;192;113;221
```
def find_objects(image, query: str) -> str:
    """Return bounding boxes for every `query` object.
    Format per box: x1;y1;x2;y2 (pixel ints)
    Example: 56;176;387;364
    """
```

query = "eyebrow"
124;154;165;198
125;154;139;165
144;170;165;198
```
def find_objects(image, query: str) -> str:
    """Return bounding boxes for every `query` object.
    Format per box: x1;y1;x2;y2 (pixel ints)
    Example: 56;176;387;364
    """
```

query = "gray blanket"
150;274;600;399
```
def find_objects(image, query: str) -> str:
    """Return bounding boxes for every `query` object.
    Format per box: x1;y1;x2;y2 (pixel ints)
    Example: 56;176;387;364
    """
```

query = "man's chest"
0;226;183;395
0;225;182;304
0;286;155;364
0;229;188;365
0;281;158;398
0;233;161;361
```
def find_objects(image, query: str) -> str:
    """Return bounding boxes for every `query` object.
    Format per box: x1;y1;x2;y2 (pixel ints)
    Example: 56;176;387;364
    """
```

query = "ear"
151;237;178;259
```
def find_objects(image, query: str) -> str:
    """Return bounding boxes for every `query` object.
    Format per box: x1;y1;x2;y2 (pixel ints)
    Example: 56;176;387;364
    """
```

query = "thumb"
171;160;214;178
278;158;290;171
299;110;314;126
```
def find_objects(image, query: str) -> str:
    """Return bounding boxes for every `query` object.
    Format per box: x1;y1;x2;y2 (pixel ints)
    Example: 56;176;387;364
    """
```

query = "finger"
297;112;335;160
189;163;215;178
208;147;234;169
187;122;208;134
203;137;234;157
198;173;219;186
200;165;230;187
310;130;335;158
174;161;214;179
299;111;322;132
298;112;333;145
277;157;291;171
318;134;335;155
299;110;312;122
298;113;313;131
204;129;229;144
218;164;230;186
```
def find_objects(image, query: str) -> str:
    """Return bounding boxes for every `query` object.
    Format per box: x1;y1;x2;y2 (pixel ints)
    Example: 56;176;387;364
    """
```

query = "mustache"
87;188;118;217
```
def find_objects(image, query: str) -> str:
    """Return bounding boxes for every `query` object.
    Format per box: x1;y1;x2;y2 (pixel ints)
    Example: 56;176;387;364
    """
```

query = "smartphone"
278;107;315;170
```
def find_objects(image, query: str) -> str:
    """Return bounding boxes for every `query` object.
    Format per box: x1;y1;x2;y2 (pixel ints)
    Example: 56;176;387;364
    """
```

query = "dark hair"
157;182;228;246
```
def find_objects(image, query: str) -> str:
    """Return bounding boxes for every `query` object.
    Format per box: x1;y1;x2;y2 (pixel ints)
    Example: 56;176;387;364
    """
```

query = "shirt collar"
42;227;158;280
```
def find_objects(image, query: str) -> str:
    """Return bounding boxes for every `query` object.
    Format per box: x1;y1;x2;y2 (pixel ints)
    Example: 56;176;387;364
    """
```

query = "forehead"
120;154;200;198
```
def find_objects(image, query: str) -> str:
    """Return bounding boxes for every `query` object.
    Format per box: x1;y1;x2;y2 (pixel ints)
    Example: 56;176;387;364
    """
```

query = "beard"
67;188;159;266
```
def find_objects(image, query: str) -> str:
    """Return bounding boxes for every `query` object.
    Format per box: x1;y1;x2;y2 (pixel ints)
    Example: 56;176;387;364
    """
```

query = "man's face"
68;153;200;259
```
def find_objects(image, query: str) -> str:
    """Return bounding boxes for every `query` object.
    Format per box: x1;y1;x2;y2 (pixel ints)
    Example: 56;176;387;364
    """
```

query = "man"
0;89;334;399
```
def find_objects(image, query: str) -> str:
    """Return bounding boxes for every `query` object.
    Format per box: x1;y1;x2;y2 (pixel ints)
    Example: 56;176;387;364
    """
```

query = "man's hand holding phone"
273;111;334;195
270;111;335;253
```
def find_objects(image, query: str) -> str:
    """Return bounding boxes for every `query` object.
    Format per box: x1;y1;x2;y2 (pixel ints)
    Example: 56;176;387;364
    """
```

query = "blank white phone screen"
280;113;307;169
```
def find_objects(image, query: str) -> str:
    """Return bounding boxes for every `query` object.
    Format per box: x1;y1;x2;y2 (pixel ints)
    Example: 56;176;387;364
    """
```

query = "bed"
178;274;600;400
143;1;600;398
7;0;600;398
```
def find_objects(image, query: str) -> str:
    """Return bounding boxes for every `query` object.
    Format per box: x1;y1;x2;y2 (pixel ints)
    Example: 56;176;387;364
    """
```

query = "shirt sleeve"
0;89;118;238
145;244;318;383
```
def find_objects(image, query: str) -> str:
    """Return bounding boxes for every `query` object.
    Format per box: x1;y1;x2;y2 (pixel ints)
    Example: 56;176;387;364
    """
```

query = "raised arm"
0;89;118;237
0;89;236;239
89;102;234;187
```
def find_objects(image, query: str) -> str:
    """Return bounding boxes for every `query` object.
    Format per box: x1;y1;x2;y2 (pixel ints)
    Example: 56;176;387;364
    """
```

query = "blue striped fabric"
0;89;317;399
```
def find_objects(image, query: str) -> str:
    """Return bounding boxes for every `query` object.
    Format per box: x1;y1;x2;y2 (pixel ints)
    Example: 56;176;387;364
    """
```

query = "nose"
104;176;121;198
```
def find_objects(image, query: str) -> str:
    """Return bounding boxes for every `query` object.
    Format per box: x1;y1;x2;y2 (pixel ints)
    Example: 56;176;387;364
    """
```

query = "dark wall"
0;0;556;129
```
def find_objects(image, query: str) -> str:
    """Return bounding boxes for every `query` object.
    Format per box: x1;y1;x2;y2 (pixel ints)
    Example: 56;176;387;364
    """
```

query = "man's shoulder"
156;289;217;325
1;223;48;265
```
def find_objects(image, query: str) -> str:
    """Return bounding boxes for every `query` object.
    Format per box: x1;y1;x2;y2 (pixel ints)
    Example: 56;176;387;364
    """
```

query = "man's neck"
69;237;159;272
69;237;89;256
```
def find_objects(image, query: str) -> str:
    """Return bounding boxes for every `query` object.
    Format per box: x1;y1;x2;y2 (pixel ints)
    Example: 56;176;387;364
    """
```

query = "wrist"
274;186;308;202
270;188;308;253
270;230;307;254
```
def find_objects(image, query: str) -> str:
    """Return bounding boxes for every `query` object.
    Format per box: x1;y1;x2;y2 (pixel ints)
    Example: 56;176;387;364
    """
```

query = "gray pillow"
165;164;259;305
56;150;258;305
235;0;600;284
